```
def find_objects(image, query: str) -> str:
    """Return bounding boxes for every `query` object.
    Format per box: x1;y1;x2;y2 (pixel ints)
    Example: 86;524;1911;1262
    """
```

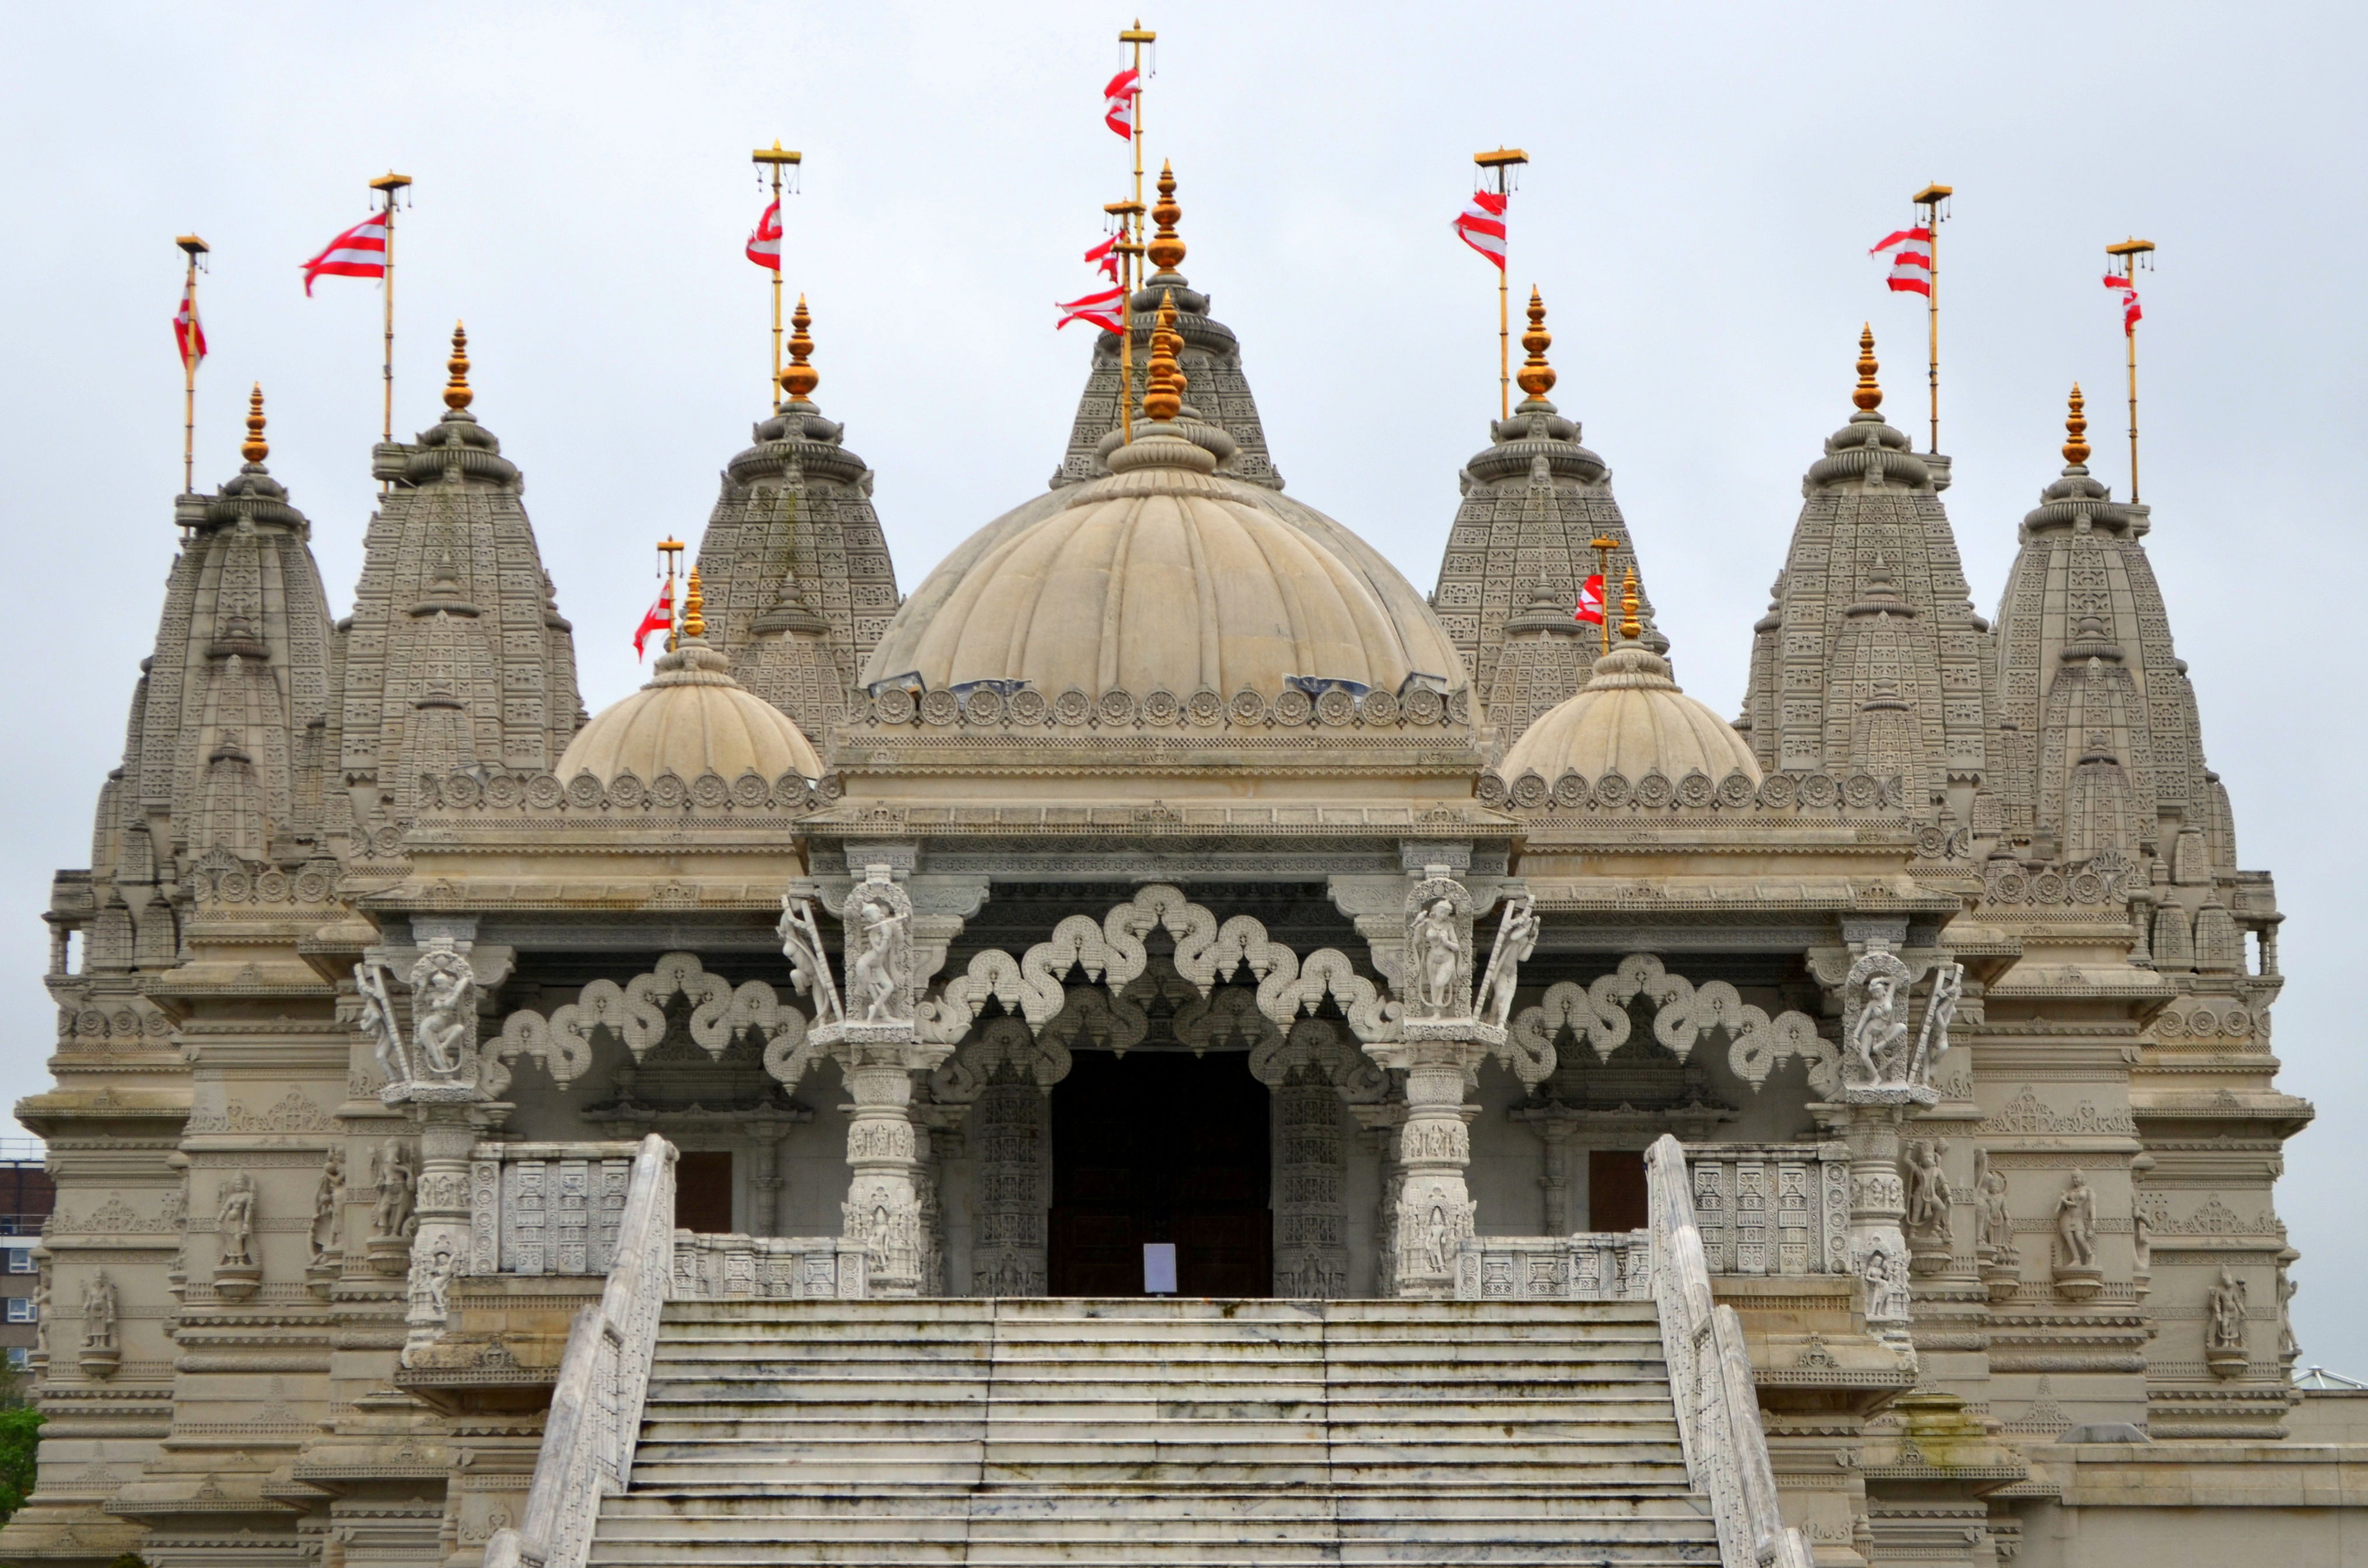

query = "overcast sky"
4;1;2361;1365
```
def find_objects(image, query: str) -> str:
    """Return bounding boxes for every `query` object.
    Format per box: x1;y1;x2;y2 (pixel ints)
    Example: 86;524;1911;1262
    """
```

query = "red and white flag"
1104;68;1139;139
2103;274;2142;335
1451;190;1507;271
301;212;389;296
632;579;674;660
1572;574;1606;626
1869;227;1932;296
747;198;783;271
1056;285;1127;335
1085;232;1122;284
173;279;207;369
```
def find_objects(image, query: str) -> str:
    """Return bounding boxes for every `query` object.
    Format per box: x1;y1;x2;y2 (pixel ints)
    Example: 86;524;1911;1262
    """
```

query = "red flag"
173;279;207;369
747;198;783;271
633;579;674;660
1870;227;1932;296
1572;574;1606;626
2103;274;2142;335
1057;285;1126;334
1085;232;1122;284
1104;68;1139;139
301;212;389;296
1451;190;1507;271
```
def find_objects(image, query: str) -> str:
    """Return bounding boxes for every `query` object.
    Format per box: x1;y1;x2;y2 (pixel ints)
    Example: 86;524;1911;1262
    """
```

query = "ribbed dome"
558;639;822;783
862;428;1463;701
1500;642;1760;786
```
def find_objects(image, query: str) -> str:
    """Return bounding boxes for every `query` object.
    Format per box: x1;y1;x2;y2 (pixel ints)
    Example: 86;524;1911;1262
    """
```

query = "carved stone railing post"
1645;1135;1816;1568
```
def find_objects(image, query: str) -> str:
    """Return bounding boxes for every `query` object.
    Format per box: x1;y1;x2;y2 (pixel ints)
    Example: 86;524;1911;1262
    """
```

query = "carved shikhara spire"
2062;382;2090;467
778;294;818;404
241;384;268;465
1853;324;1882;413
1143;290;1184;422
443;322;473;412
1147;160;1185;274
1516;288;1555;402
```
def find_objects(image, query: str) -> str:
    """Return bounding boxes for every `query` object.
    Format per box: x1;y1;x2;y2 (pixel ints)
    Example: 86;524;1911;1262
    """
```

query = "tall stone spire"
1049;162;1285;489
1988;383;2230;895
78;385;341;976
1432;288;1655;752
340;324;582;839
690;295;902;740
1737;327;1994;817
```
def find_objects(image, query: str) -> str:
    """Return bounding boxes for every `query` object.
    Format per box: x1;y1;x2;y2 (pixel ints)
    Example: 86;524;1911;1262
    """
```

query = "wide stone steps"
591;1298;1718;1568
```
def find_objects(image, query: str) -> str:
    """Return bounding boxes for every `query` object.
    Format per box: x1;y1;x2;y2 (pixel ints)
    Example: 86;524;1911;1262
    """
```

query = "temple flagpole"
1474;148;1528;421
176;235;209;494
368;172;411;451
2107;237;2154;502
1116;21;1155;444
1913;183;1950;452
753;143;803;402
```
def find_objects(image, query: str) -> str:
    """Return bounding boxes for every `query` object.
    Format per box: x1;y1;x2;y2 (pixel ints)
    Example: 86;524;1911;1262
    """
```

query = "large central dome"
863;428;1462;701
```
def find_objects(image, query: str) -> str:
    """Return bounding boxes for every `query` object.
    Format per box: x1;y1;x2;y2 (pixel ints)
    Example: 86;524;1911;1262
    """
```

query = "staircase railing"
482;1133;676;1568
1645;1133;1814;1568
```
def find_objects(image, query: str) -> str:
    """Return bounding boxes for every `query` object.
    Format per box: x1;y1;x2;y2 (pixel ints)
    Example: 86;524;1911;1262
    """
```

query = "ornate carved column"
1253;1020;1381;1300
928;1016;1068;1297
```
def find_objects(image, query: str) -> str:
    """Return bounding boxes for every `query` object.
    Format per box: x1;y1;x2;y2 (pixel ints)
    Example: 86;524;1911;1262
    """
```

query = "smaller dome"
557;639;821;784
1500;641;1760;787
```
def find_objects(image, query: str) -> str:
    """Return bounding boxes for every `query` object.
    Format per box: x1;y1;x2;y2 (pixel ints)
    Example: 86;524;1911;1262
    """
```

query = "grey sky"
4;1;2360;1364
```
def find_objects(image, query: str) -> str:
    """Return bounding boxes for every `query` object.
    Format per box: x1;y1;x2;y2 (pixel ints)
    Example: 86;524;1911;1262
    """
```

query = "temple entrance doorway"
1047;1049;1272;1296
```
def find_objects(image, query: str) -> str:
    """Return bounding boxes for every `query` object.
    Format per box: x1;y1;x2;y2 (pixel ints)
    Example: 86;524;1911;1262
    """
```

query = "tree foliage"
0;1404;40;1521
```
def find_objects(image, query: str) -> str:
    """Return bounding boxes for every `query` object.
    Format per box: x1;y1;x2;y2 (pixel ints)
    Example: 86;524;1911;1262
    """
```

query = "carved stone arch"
1038;986;1150;1056
1174;986;1280;1056
487;951;813;1098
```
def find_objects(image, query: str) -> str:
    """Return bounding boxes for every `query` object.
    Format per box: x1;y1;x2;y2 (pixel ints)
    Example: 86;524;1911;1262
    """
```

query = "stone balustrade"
1680;1139;1853;1277
1454;1233;1650;1300
671;1232;870;1300
467;1141;642;1278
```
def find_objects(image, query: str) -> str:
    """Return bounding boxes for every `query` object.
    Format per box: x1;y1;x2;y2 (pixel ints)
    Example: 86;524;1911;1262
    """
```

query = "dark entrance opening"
675;1151;734;1234
1048;1050;1271;1296
1589;1149;1649;1232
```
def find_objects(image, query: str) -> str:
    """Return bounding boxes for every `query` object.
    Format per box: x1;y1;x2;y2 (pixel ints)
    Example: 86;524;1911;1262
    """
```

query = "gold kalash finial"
443;322;473;412
1516;288;1555;401
681;565;706;640
1147;162;1185;275
1853;324;1882;412
779;295;819;403
1143;290;1185;422
1618;569;1642;642
2063;383;2090;467
241;384;268;465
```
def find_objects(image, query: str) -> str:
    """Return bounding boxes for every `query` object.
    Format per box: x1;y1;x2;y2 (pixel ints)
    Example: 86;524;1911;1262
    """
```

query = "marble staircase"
587;1297;1722;1568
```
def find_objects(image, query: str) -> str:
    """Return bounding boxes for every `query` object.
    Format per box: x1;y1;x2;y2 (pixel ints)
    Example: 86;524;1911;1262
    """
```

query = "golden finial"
241;383;268;465
1852;324;1881;412
1146;160;1185;274
1516;287;1555;401
2062;382;2090;466
443;321;473;412
1143;289;1185;422
1619;569;1642;642
682;565;706;639
779;295;819;402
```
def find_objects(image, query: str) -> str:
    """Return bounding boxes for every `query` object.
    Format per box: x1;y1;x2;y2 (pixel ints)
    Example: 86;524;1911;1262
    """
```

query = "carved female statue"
2207;1266;2248;1353
1472;897;1537;1031
1975;1152;2014;1257
1904;1140;1951;1238
1411;900;1462;1014
2055;1169;2097;1268
309;1150;344;1266
372;1143;418;1244
1423;1203;1451;1276
1848;973;1908;1083
850;896;908;1023
218;1174;257;1269
410;952;477;1079
81;1272;116;1352
2131;1209;2153;1275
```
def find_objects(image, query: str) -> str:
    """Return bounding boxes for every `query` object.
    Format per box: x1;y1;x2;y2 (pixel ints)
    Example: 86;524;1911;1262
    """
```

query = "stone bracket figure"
1838;950;1965;1102
835;872;914;1034
778;893;844;1028
1471;894;1538;1033
355;959;408;1087
1400;873;1475;1024
409;947;480;1086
